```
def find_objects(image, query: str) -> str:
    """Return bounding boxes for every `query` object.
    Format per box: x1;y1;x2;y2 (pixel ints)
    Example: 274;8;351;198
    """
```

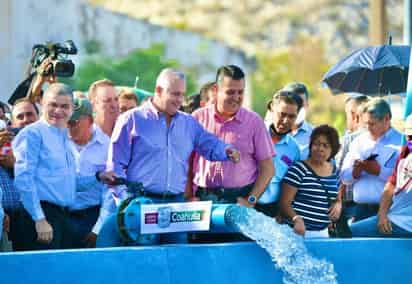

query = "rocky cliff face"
91;0;403;62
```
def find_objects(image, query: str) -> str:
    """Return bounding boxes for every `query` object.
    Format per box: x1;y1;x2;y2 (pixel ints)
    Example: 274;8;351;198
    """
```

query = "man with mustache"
255;89;302;217
283;82;314;160
190;65;275;242
0;98;39;251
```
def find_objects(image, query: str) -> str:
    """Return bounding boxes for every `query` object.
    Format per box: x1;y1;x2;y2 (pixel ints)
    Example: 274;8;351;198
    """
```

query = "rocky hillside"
90;0;403;62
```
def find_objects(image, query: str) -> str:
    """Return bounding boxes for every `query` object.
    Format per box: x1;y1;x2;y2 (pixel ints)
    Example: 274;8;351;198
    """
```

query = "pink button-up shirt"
192;105;275;188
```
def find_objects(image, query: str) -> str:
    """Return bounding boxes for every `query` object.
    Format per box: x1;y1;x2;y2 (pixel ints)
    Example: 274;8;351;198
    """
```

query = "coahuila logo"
145;206;205;229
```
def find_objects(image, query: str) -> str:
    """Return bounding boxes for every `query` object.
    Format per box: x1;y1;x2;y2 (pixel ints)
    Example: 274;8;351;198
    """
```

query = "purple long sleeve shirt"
107;100;230;194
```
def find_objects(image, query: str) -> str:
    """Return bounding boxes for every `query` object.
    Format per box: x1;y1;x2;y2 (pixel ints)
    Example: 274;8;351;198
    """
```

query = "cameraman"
0;98;39;251
9;40;76;106
9;58;57;106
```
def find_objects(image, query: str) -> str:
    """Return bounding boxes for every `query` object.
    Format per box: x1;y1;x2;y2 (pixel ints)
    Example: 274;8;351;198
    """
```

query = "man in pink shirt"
191;65;275;210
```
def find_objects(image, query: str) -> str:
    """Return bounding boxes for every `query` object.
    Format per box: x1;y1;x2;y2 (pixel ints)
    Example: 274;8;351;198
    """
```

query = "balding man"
106;68;240;245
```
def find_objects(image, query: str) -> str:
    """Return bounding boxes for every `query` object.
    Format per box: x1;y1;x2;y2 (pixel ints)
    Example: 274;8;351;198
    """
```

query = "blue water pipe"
96;197;238;248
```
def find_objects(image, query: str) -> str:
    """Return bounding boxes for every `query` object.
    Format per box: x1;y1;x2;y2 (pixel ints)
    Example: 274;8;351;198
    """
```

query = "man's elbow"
268;163;275;179
261;159;275;179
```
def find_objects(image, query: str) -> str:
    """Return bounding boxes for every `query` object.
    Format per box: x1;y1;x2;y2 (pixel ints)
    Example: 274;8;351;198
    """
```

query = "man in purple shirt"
106;68;239;244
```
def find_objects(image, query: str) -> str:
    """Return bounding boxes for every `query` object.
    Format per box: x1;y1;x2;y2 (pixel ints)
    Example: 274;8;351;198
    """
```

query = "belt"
141;191;182;200
197;184;254;198
69;205;100;218
40;201;70;213
344;201;356;207
355;203;379;211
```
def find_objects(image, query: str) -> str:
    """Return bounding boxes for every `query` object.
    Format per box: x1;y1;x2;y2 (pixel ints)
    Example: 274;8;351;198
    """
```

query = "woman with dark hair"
280;124;342;238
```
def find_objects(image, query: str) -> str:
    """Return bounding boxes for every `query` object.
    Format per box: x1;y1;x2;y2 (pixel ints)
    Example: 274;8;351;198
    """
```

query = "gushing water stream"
225;205;338;284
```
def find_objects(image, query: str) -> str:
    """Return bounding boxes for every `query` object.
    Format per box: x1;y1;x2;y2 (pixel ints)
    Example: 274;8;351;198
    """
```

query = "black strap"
317;176;332;207
302;161;335;206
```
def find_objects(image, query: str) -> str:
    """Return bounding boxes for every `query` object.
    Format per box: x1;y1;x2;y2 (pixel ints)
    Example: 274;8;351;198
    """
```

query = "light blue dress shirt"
341;127;402;204
13;119;100;221
70;125;115;234
291;120;313;160
107;100;230;194
259;133;300;204
0;188;3;241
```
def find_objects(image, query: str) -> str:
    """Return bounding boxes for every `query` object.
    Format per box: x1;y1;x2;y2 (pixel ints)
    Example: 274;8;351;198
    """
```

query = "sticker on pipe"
140;201;212;234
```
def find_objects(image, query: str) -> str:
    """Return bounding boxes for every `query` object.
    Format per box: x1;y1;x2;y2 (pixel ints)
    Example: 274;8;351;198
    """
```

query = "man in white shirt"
67;98;115;248
341;98;402;222
88;79;119;137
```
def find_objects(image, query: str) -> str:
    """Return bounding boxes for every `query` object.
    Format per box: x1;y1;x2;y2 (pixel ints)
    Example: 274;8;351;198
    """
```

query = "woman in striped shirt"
280;125;342;238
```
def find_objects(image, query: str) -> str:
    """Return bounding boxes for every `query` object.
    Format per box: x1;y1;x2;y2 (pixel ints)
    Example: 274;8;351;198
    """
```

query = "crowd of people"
0;64;411;252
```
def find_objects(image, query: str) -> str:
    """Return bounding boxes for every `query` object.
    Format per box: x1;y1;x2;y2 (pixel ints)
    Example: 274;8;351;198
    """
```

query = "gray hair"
361;98;391;120
155;68;186;89
43;83;74;102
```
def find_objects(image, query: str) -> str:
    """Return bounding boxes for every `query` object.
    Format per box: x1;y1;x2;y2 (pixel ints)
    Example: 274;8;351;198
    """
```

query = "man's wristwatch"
247;195;257;205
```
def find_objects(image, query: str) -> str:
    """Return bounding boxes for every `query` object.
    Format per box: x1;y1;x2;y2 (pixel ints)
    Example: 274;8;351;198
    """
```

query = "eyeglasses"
311;141;331;149
277;111;297;121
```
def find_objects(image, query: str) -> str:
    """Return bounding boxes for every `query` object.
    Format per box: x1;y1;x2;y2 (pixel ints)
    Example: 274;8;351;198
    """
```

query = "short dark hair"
118;88;138;104
309;124;340;161
199;81;215;102
272;90;303;112
216;65;245;84
283;82;309;100
181;93;201;114
13;97;39;115
361;98;391;120
345;94;369;105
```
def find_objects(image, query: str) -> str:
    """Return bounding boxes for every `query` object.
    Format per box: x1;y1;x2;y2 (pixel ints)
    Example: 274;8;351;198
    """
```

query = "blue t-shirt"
282;161;338;231
259;133;300;204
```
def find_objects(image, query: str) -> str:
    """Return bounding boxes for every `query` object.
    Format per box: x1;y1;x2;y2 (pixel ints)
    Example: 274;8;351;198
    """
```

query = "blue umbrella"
322;45;410;96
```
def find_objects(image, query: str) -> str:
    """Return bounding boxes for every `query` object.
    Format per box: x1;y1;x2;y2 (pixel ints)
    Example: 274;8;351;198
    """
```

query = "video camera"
30;40;78;77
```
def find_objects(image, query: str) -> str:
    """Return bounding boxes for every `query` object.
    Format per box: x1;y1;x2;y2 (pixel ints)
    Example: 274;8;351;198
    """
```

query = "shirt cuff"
33;210;46;222
91;208;112;235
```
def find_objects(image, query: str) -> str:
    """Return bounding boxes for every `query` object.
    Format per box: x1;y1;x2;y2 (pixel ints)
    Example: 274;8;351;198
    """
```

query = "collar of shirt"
297;120;312;134
211;104;244;124
277;133;294;145
93;124;109;145
267;123;292;145
143;98;181;122
73;125;110;162
40;118;69;135
373;127;396;144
